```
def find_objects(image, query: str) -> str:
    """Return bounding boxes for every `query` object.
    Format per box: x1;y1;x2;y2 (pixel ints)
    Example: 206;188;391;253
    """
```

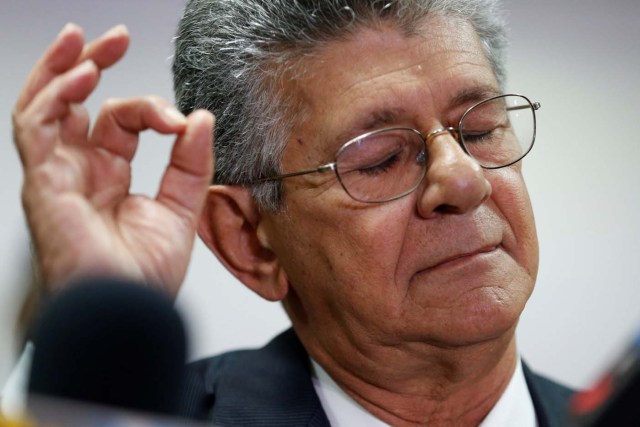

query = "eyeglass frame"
249;93;541;204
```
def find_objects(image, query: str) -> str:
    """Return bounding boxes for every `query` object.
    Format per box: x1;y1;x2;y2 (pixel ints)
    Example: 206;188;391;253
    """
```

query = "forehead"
285;15;500;160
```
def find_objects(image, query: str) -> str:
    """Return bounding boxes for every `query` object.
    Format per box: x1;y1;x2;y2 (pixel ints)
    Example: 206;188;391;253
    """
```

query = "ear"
197;185;289;301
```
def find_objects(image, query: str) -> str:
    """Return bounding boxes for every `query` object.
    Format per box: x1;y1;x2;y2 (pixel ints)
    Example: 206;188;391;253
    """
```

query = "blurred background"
1;0;639;392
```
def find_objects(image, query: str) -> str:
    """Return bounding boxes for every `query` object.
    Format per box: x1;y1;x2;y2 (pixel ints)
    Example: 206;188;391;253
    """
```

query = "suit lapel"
185;328;330;426
522;360;575;427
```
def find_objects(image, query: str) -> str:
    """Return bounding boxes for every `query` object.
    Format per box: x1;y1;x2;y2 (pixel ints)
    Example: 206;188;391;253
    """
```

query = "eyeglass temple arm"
507;102;541;112
251;163;337;183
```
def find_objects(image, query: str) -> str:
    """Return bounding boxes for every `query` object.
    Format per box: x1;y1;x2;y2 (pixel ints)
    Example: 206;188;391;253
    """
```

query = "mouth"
426;245;500;271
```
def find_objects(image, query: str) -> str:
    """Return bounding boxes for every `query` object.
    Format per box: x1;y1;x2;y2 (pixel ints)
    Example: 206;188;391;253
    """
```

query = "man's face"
260;17;538;356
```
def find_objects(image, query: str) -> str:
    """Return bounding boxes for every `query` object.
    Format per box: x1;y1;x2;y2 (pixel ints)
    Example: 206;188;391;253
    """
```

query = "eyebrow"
333;107;406;145
448;85;501;110
328;84;501;154
359;108;406;133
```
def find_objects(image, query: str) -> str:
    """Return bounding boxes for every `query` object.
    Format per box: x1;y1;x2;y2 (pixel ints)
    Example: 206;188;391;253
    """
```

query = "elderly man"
12;0;573;425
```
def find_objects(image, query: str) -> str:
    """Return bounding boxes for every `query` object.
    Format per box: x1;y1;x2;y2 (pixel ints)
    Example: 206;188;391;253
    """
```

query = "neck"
300;326;518;427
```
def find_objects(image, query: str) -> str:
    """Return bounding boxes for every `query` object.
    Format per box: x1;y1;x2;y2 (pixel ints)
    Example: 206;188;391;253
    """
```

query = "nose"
416;128;492;218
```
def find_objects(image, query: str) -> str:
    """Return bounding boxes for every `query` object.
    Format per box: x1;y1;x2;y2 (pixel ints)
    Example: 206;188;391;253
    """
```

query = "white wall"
1;0;638;392
505;0;640;389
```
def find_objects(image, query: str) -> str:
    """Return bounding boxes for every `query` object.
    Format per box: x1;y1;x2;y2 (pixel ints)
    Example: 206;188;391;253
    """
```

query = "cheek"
489;168;539;277
277;200;411;319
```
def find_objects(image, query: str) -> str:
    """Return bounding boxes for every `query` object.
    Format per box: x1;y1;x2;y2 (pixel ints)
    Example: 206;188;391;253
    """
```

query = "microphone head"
570;333;640;426
28;277;187;416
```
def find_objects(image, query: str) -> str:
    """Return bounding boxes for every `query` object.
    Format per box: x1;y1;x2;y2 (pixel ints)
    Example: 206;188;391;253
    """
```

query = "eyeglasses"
251;94;540;203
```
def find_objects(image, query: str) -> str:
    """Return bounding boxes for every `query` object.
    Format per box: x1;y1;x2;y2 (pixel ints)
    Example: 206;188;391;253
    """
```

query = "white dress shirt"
311;358;537;427
0;342;33;419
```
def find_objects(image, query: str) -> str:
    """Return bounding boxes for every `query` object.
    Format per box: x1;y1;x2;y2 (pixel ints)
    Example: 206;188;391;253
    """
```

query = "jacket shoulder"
180;329;330;426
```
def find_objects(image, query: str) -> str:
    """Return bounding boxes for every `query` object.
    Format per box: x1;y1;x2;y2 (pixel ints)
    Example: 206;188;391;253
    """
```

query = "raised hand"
12;24;215;298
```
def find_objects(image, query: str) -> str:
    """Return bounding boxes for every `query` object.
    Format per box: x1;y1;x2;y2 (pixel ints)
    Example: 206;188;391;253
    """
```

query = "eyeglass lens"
335;128;427;203
460;95;535;169
334;95;535;203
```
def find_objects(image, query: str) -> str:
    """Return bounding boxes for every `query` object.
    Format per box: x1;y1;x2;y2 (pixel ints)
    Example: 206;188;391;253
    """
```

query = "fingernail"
58;23;77;38
164;107;187;126
104;24;128;38
70;60;96;77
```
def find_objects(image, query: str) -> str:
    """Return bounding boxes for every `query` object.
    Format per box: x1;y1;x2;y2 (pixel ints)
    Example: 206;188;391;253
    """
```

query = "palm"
28;145;185;295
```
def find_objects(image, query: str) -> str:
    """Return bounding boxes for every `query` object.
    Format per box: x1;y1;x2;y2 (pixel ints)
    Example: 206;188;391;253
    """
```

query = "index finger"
15;23;129;112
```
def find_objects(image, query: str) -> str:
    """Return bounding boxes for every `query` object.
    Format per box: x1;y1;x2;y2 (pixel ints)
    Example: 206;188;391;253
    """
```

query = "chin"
449;295;524;346
398;284;530;348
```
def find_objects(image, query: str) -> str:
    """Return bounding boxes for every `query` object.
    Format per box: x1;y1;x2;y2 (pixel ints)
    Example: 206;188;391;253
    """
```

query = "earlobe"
197;185;289;301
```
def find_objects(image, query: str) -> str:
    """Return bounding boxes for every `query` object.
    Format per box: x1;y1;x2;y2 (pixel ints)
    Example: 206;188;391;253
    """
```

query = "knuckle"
11;110;33;148
145;95;165;104
102;97;125;110
70;103;90;122
144;95;171;112
11;108;26;130
25;164;54;191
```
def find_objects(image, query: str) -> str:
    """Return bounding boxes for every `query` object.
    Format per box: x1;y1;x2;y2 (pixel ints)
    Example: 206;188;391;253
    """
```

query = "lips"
409;206;508;277
424;244;500;271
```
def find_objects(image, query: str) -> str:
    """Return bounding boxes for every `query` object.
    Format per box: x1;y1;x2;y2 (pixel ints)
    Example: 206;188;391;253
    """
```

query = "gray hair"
172;0;508;212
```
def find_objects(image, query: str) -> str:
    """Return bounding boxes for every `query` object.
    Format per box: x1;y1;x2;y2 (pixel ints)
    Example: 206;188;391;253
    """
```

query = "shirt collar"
479;359;538;427
311;357;538;427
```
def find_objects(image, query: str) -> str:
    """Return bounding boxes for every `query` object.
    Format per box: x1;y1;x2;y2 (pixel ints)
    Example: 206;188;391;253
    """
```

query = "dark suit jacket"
181;329;574;426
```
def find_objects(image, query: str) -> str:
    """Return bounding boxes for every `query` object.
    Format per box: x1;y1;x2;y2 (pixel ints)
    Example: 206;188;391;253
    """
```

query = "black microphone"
27;277;188;417
570;332;640;426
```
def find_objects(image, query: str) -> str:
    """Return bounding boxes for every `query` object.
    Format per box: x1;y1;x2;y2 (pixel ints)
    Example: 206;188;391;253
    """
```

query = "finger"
14;60;100;168
78;24;129;69
59;103;91;146
90;96;189;162
15;23;85;112
157;110;215;223
15;24;129;112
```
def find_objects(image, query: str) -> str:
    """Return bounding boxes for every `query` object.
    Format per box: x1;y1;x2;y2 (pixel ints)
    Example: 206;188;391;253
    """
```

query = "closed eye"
357;151;402;176
462;130;495;143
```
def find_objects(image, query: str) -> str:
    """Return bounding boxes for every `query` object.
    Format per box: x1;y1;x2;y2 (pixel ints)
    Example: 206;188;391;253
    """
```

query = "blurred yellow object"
0;414;35;427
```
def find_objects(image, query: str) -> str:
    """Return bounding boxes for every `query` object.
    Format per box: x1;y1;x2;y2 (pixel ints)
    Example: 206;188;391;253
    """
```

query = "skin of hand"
12;23;215;299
